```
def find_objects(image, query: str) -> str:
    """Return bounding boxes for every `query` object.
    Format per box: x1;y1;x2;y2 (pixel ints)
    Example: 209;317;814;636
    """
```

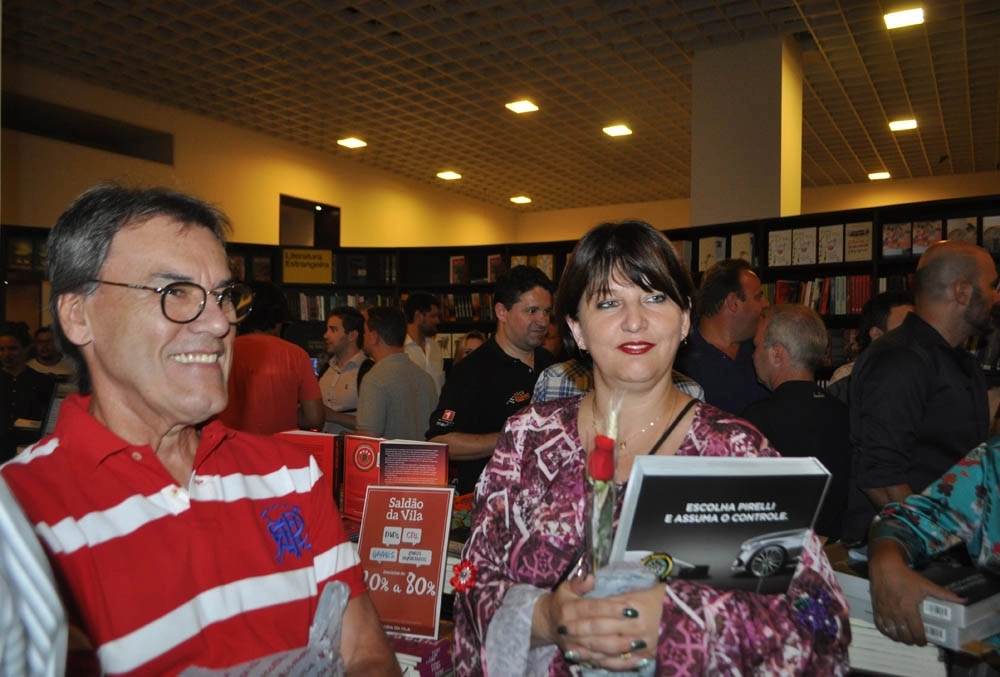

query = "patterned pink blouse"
453;396;850;676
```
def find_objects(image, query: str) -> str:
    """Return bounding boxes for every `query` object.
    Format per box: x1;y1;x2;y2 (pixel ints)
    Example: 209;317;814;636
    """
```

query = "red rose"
588;435;616;481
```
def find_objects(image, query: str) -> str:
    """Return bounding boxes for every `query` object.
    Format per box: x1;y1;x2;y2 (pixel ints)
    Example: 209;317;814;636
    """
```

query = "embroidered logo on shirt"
261;503;312;564
506;390;531;405
353;442;378;471
442;410;456;421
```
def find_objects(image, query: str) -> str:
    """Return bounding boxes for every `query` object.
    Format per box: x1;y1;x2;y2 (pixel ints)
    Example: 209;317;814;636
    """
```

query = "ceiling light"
314;205;323;211
337;137;367;149
510;196;531;204
603;124;632;137
884;8;924;29
437;171;462;181
505;100;538;114
868;171;891;181
889;119;918;131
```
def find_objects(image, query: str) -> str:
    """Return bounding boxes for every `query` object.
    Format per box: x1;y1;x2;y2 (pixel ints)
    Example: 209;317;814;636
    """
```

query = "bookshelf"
5;195;998;376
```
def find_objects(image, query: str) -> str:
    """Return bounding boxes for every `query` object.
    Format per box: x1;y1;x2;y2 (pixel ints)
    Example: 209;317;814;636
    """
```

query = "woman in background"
452;220;849;675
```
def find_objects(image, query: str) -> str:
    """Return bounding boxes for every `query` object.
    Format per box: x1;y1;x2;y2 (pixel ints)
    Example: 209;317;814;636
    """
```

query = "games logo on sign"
354;442;378;472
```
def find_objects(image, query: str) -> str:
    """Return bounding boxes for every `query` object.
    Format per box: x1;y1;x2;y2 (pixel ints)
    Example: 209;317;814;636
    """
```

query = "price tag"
358;485;455;638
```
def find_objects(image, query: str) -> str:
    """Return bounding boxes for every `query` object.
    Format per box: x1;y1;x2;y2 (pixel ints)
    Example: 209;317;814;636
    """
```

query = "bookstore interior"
3;1;1000;673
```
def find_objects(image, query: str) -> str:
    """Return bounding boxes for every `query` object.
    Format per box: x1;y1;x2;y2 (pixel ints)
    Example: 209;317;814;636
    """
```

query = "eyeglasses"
88;280;254;324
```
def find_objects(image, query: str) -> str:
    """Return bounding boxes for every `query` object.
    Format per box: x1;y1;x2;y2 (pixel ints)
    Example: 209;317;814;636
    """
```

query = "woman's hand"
869;538;965;645
533;574;664;671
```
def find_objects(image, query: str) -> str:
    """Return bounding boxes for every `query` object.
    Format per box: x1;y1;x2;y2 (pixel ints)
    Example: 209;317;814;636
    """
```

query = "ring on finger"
620;651;632;660
563;649;580;662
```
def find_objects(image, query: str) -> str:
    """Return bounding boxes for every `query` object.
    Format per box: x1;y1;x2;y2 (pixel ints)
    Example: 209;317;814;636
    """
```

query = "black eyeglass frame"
87;279;254;325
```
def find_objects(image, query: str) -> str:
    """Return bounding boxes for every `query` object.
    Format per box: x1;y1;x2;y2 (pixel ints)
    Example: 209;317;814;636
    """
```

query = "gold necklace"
591;395;672;452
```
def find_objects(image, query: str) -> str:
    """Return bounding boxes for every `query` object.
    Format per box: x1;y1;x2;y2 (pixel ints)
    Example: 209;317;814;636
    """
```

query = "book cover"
449;255;468;285
486;253;504;283
911;220;941;255
275;430;337;485
611;456;830;595
358;486;455;638
882;222;912;257
982;216;1000;255
947;217;978;243
836;563;1000;653
531;253;554;280
767;229;792;267
228;254;247;281
342;434;384;520
510;254;528;267
250;255;272;281
844;222;874;262
697;236;726;272
346;254;369;284
378;440;449;487
818;224;844;264
792;227;817;265
729;232;755;264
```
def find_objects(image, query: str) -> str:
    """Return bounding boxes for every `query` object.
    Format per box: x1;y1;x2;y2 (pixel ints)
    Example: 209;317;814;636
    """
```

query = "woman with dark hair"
452;220;849;675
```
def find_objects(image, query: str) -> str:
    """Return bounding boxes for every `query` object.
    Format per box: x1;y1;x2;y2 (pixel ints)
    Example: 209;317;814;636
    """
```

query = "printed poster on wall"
358;486;455;639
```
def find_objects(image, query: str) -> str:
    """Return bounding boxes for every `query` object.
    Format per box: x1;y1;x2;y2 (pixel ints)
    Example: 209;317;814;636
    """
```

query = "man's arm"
338;594;401;675
298;398;325;430
324;406;357;430
862;483;913;511
428;432;499;461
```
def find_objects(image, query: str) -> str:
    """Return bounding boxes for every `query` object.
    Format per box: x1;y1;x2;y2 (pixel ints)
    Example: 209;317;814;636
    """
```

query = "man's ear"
494;302;507;323
57;292;93;348
725;291;741;312
955;280;973;306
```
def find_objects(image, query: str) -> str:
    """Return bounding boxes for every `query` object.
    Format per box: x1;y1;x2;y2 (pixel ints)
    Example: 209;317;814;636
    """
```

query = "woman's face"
567;274;689;389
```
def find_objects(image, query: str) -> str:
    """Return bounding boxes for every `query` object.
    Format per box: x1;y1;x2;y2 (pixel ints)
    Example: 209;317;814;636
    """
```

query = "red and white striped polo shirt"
1;394;364;675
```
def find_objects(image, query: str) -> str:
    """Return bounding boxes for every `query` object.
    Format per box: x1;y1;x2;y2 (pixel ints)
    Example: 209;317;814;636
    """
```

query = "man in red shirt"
217;280;324;434
1;184;398;675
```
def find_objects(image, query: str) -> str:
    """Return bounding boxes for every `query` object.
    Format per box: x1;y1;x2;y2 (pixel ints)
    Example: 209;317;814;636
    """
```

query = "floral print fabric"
452;395;851;676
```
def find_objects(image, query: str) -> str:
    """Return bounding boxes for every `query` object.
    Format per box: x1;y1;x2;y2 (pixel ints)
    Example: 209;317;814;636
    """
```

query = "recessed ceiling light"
437;171;462;181
510;196;532;204
314;205;323;211
889;119;918;131
868;171;892;181
337;137;367;148
884;8;924;29
603;124;632;137
505;100;538;114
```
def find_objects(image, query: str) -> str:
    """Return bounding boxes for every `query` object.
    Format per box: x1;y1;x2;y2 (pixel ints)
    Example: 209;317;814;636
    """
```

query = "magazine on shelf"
729;232;755;264
911;220;942;255
818;224;844;264
882;222;912;258
610;455;830;595
844;222;874;262
982;216;1000;255
697;236;726;272
946;217;978;243
767;229;792;267
791;227;817;265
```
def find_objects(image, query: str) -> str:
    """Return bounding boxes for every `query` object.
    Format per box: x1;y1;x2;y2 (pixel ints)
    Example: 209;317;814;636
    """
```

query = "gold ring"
620;651;632;660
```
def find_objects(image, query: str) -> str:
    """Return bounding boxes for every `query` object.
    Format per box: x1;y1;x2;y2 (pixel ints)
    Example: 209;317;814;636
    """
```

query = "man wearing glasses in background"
0;185;399;675
844;239;999;545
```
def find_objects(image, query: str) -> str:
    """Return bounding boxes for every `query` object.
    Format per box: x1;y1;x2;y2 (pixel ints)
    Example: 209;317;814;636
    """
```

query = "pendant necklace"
592;395;673;452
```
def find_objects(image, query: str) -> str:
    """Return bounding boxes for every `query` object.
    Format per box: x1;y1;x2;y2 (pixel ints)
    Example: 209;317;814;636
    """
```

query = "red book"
275;430;336;485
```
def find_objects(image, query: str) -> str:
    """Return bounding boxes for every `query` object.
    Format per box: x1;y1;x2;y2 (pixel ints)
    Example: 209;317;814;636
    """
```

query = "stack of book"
835;563;1000;654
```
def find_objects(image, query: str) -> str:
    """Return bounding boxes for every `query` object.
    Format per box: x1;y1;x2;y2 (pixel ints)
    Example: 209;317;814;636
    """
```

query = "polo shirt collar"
55;393;235;469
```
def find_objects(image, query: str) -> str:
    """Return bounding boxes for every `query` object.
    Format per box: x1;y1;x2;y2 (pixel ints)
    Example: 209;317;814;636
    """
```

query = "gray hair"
760;304;829;373
47;183;231;392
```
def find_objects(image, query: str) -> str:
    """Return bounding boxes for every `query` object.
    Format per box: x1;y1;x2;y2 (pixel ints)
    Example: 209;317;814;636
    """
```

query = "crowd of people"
2;182;999;674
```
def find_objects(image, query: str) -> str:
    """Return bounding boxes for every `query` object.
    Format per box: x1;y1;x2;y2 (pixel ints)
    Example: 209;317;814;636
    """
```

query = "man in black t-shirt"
742;304;851;542
427;266;556;494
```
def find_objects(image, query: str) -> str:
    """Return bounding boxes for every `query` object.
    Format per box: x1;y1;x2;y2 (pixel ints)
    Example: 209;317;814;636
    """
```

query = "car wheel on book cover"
747;545;787;578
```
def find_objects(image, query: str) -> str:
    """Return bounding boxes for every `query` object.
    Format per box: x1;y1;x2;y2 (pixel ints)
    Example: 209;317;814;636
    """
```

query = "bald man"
843;240;999;542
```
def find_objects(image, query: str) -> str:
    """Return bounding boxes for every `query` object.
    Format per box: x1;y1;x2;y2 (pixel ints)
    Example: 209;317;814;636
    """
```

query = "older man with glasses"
0;184;399;676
